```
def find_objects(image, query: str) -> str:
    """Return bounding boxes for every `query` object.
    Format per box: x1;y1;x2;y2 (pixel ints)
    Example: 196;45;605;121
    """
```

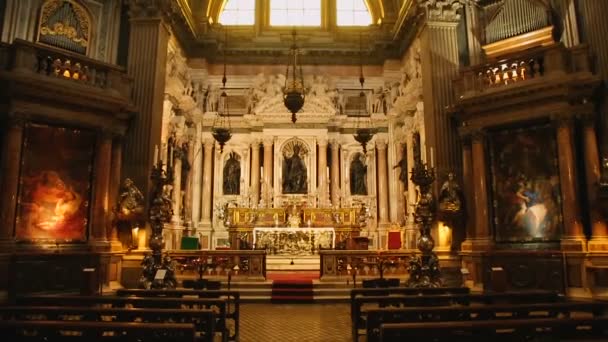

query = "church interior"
2;0;608;340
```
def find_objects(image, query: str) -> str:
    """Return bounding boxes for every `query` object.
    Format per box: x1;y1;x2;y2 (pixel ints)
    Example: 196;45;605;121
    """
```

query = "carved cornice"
418;0;464;22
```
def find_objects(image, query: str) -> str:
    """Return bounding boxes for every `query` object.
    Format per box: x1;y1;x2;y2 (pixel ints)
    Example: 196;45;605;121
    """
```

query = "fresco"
15;124;95;241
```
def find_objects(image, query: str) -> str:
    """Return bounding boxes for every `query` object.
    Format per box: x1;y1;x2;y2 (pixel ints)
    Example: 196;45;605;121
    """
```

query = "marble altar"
253;227;335;256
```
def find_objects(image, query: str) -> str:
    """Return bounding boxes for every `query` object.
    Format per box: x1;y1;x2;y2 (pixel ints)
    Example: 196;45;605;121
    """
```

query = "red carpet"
267;271;319;281
271;279;314;304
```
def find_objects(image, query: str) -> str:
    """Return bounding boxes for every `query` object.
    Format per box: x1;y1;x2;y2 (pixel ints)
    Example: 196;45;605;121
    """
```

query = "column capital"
6;114;28;128
262;136;274;147
317;138;328;147
330;140;341;150
470;129;486;143
551;114;575;128
375;138;388;150
418;0;464;23
250;139;262;148
127;0;174;20
203;138;215;148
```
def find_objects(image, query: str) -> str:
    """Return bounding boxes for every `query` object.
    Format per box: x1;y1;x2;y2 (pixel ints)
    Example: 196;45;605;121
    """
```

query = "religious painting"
281;140;308;194
489;124;562;242
350;152;367;195
15;124;95;241
223;152;241;195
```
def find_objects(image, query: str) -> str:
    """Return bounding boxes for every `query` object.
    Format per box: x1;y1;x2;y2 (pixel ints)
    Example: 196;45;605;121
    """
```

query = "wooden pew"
366;301;607;342
351;290;562;341
116;288;240;342
379;316;608;342
0;306;215;342
16;295;229;342
350;286;469;339
0;320;196;341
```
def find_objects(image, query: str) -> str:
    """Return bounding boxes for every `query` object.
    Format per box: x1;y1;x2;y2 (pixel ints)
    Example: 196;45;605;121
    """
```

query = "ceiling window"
270;0;321;26
337;0;372;26
219;0;255;25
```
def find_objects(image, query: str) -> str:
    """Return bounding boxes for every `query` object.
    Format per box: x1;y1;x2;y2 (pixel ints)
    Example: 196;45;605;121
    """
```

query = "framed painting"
15;124;95;242
489;124;563;242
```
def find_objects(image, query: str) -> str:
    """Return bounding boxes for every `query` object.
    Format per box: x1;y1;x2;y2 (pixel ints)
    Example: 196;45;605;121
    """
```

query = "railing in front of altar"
319;250;412;281
168;250;267;280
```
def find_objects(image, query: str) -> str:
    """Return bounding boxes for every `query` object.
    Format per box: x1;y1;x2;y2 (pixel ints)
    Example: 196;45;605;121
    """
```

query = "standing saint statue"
282;143;308;194
350;153;367;195
223;152;241;195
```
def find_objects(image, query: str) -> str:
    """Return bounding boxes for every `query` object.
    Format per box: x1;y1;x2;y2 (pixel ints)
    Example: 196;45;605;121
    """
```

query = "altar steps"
271;280;314;303
266;255;320;271
224;280;353;303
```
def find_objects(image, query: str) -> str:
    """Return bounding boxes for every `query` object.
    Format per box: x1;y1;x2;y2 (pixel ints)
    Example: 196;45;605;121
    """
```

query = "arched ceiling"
171;0;421;65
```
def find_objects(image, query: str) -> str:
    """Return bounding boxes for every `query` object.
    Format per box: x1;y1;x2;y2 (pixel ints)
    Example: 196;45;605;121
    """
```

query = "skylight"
270;0;321;26
337;0;372;26
219;0;255;25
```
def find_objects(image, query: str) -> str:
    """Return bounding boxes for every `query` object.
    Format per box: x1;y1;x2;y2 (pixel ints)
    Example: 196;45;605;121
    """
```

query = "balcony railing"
455;43;591;98
0;39;132;99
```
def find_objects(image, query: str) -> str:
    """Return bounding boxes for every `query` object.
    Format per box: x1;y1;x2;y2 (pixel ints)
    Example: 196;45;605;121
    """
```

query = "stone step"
266;255;320;271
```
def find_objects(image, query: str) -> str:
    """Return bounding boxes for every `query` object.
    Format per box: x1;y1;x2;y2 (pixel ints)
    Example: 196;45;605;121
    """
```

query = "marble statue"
350;153;367;195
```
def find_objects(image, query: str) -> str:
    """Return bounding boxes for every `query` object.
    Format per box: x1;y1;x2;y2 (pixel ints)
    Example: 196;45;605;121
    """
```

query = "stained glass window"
270;0;321;26
337;0;372;26
219;0;255;25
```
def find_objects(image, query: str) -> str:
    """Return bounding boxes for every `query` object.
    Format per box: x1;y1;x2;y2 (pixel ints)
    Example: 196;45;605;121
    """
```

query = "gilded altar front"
226;206;366;251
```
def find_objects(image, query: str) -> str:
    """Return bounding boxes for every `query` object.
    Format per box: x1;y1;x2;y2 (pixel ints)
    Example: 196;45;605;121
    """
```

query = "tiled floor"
240;303;351;342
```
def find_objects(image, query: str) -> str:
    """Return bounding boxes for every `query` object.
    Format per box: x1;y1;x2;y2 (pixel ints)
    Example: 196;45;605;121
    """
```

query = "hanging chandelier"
283;29;305;123
212;27;232;153
353;33;375;153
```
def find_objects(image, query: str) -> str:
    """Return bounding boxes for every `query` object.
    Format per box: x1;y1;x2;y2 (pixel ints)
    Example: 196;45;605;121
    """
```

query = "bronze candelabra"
406;158;442;288
139;160;177;289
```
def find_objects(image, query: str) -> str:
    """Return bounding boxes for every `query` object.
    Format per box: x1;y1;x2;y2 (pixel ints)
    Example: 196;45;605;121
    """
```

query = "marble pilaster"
0;117;24;249
108;136;123;249
250;140;261;207
263;137;274;202
90;131;113;250
171;150;183;224
330;141;340;207
191;122;203;226
317;138;328;206
376;139;390;227
201;138;215;227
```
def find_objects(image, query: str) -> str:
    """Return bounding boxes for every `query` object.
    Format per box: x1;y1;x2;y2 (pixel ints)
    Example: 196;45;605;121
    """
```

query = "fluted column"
262;137;273;202
250;140;261;206
317;138;328;206
330;141;340;207
183;138;195;228
201;138;214;227
471;132;491;245
0;117;24;248
556;118;585;250
377;139;390;226
583;116;608;246
191;122;203;227
91;131;113;250
123;2;170;196
108;136;123;244
419;0;463;187
171;150;182;223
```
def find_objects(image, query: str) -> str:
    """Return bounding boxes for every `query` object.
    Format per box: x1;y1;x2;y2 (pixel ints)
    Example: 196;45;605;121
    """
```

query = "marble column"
201;138;214;227
376;139;390;227
123;3;170;196
317;138;328;206
461;137;474;241
250;140;261;207
583;116;608;248
464;1;483;66
191;122;203;227
171;149;182;224
0;117;24;248
330;141;340;207
419;1;464;189
91;131;113;250
108;136;123;246
471;131;491;246
183;137;195;229
556;118;585;250
263;137;273;202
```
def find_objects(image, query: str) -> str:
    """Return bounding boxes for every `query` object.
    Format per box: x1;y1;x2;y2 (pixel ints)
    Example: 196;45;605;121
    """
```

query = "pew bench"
351;290;562;341
365;301;607;342
0;306;215;342
379;316;608;342
116;288;240;341
0;320;196;341
16;295;229;342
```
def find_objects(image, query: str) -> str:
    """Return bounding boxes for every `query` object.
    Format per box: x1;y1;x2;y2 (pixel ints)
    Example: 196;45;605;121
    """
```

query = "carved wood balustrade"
319;250;412;281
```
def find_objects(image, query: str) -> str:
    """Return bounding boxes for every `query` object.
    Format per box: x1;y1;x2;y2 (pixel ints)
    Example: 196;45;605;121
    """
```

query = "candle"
261;166;264;176
169;148;174;167
430;147;434;168
154;145;158;165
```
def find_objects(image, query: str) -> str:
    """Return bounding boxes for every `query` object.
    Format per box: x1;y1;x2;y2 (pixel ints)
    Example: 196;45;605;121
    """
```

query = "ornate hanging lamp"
353;33;375;153
212;28;232;153
283;29;305;123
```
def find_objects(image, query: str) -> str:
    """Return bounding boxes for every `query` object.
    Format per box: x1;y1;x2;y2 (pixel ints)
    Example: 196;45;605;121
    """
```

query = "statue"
223;152;241;195
113;178;145;248
393;146;408;189
438;172;463;215
350;153;367;195
282;143;308;194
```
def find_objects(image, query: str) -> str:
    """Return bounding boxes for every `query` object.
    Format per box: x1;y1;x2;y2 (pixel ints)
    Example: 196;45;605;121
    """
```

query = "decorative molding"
418;0;464;23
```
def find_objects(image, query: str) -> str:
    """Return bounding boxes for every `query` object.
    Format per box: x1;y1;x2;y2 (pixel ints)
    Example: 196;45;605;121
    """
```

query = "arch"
37;0;93;55
337;0;373;26
218;0;255;25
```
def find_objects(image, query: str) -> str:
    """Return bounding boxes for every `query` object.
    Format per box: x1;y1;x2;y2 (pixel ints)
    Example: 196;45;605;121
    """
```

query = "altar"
253;227;335;256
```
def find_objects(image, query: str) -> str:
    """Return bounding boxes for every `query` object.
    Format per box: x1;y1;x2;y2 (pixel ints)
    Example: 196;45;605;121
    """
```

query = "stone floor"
240;303;351;342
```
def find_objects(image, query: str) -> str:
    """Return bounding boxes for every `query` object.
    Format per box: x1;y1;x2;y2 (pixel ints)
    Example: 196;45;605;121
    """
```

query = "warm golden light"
219;0;255;25
337;0;372;26
270;0;321;26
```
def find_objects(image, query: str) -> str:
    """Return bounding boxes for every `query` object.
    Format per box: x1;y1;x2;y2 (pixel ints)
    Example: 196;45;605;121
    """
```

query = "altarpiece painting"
489;124;563;242
15;124;95;241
